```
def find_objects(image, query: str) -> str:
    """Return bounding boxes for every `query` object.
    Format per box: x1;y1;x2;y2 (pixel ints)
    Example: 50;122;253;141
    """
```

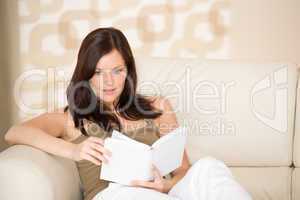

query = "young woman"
5;27;252;200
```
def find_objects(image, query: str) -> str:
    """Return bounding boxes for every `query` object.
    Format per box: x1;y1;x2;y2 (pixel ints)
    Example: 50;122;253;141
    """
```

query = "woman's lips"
103;88;116;95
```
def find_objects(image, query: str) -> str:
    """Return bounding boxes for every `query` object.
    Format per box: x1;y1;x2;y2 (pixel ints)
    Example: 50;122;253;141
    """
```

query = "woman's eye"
113;69;123;74
94;68;125;75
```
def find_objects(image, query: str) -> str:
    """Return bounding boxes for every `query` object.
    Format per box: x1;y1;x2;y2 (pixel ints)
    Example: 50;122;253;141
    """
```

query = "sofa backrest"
135;57;299;167
293;71;300;167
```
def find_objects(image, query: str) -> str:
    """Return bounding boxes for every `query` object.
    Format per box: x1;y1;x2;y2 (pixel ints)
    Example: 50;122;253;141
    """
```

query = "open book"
100;126;187;185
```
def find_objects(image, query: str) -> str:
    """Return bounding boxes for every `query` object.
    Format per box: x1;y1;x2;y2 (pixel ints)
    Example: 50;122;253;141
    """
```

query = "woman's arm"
4;108;76;160
155;96;191;192
132;96;191;193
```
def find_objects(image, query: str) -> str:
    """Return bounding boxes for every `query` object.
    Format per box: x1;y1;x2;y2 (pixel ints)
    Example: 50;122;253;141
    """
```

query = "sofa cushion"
292;168;300;200
231;167;291;200
293;70;300;167
136;57;299;166
0;145;82;200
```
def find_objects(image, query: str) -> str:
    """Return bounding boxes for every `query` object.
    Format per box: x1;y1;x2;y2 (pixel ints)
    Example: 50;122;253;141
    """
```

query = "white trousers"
92;156;252;200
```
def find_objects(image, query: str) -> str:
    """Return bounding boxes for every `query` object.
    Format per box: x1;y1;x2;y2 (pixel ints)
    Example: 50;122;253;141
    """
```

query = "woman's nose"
103;72;114;85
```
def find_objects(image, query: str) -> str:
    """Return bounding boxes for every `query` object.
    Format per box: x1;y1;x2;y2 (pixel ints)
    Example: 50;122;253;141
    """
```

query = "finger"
131;180;156;189
85;148;108;163
88;136;104;145
153;169;162;181
90;142;112;157
87;137;112;156
152;165;162;180
82;153;101;165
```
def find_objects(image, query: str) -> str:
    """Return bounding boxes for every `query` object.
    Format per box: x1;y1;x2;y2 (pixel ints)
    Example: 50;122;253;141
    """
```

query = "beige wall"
0;0;20;152
230;0;300;63
0;0;299;151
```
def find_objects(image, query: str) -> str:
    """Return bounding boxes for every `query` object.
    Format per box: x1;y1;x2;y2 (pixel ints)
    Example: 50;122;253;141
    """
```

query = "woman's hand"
71;136;112;165
130;165;172;193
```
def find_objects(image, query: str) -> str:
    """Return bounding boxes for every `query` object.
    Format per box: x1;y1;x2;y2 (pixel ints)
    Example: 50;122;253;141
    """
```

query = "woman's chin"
101;96;118;105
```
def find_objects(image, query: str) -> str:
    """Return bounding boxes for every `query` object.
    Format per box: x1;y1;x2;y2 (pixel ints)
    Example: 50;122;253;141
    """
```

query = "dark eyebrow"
96;65;125;70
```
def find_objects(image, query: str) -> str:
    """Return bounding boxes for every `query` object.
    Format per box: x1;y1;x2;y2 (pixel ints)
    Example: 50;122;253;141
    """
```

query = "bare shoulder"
145;95;179;136
20;107;82;141
57;107;83;142
21;107;69;138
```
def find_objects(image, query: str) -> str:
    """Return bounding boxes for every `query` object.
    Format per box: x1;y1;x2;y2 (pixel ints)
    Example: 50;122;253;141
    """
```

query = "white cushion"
231;167;291;200
136;57;299;166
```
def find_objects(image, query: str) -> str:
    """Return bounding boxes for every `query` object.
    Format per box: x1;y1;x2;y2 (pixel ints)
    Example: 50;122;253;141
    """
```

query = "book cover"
100;126;187;185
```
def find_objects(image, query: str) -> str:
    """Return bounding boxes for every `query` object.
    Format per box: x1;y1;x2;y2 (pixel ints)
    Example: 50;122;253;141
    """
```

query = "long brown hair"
64;27;162;136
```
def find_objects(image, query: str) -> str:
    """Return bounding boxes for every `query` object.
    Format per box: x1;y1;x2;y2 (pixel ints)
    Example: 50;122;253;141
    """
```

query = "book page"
151;126;187;176
111;130;151;149
100;137;152;185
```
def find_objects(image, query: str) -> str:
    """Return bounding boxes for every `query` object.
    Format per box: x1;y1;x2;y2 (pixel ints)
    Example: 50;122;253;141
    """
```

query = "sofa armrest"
0;145;82;200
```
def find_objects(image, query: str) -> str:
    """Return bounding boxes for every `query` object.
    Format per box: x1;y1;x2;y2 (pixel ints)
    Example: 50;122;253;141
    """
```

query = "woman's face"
89;49;128;107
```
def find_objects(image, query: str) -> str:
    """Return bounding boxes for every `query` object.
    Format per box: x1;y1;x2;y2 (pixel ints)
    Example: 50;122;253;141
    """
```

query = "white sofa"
0;57;299;200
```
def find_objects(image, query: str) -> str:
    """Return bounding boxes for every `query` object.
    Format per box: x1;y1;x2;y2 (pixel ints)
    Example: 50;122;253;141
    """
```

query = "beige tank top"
70;118;161;200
